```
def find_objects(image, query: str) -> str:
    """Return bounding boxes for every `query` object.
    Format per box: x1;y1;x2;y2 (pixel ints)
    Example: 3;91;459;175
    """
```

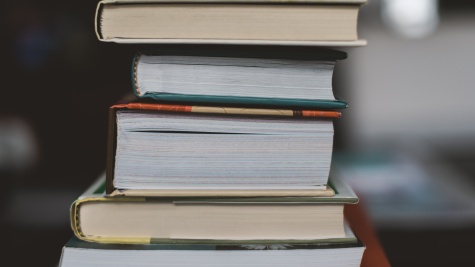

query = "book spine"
94;1;105;41
71;197;148;244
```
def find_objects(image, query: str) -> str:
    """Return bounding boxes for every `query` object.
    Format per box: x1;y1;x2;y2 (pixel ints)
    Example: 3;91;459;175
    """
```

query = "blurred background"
2;0;475;266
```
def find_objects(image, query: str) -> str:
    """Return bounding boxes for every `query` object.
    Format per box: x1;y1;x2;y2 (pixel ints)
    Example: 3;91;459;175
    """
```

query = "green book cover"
134;93;348;110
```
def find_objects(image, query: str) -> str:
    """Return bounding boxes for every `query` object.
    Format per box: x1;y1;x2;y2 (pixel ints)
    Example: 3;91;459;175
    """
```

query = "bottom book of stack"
60;236;364;267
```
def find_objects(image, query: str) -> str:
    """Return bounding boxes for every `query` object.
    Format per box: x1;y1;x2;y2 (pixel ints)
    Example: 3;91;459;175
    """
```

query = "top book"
95;0;368;46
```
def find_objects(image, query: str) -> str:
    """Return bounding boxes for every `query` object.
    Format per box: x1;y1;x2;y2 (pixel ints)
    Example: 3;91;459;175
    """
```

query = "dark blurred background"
2;0;475;266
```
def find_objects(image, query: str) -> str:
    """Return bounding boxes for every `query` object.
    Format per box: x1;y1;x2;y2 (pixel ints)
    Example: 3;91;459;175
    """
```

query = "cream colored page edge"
79;202;345;240
95;0;369;42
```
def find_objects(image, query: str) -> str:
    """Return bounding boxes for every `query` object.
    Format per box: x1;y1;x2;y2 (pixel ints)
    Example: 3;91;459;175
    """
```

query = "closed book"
59;236;364;267
106;101;341;195
95;0;368;46
71;173;359;244
132;48;348;110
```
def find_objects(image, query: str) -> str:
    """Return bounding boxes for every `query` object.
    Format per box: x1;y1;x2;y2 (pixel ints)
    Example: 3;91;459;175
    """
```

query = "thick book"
70;173;359;244
132;48;348;109
106;102;341;195
59;236;364;267
95;0;368;46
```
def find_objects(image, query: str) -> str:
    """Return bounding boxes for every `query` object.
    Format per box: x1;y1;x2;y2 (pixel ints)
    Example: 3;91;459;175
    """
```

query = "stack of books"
59;0;369;266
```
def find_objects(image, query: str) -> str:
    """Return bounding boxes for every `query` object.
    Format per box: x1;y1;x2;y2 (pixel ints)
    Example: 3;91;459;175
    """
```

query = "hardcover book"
59;236;365;267
71;173;359;244
132;48;348;109
95;0;368;46
106;102;342;195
